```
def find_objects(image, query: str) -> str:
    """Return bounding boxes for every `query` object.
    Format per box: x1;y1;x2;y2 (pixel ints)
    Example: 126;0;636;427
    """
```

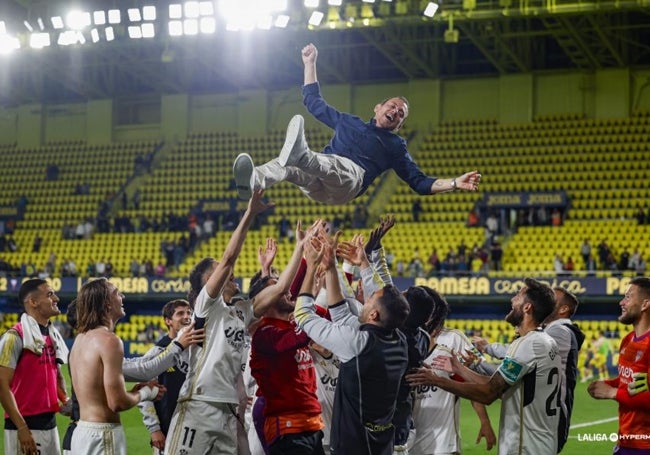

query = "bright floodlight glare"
57;30;80;45
184;2;200;18
51;16;64;29
108;9;121;24
0;21;5;34
143;6;156;21
128;8;142;22
183;19;198;35
199;1;214;16
142;23;155;38
275;15;290;28
219;0;288;31
169;4;182;19
362;0;376;3
24;21;33;32
328;0;343;5
168;20;183;36
257;15;272;30
90;28;100;42
128;26;142;38
67;11;91;30
105;27;115;41
308;11;324;26
199;17;216;33
0;34;20;54
37;18;45;31
423;2;439;17
93;11;106;25
305;0;319;7
29;32;50;48
77;31;86;44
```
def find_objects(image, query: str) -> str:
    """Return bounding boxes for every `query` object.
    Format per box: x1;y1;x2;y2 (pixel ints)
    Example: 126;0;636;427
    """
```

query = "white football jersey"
178;287;253;404
496;329;561;455
311;348;340;448
411;328;474;455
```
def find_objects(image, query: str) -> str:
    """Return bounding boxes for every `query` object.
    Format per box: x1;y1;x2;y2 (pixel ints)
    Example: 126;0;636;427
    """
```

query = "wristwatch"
451;178;457;191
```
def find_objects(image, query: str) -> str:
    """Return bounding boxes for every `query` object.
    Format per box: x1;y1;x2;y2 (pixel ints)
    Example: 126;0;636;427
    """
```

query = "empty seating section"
0;140;162;274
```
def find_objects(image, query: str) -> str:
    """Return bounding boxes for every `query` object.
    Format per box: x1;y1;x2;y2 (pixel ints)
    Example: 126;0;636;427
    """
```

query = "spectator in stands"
629;248;641;271
597;239;611;270
130;258;140;277
7;237;17;253
15;195;28;216
203;214;215;239
564;256;575;275
491;242;503;272
428;248;440;276
32;234;42;253
586;254;597;276
412;199;423;222
233;43;481;205
46;163;59;181
635;205;645;225
536;206;548;225
554;253;565;276
580;239;592;268
95;258;106;277
485;212;498;243
619;247;631;271
468;207;480;227
551;208;562;226
155;262;166;277
636;255;647;276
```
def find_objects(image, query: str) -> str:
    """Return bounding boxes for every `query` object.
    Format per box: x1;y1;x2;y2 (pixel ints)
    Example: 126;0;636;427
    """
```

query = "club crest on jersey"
500;357;523;383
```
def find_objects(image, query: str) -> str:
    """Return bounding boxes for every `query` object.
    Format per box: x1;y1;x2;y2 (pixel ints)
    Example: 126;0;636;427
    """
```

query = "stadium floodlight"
128;25;142;38
219;0;288;31
362;0;376;3
275;14;290;28
328;0;343;5
169;4;182;19
199;1;214;16
308;11;324;26
0;33;20;54
199;17;216;33
51;16;64;29
142;23;155;38
143;6;156;21
184;1;200;18
305;0;319;7
29;32;50;48
77;31;86;44
90;28;100;42
105;27;115;41
128;8;142;22
37;18;45;31
0;21;5;35
23;21;34;32
423;2;439;17
67;11;91;30
168;20;183;36
183;19;198;35
108;9;121;24
257;15;273;30
93;10;106;25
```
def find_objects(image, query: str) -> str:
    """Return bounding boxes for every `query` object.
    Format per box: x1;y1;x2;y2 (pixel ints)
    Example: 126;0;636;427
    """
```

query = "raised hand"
302;43;318;65
248;189;275;215
175;322;206;349
257;237;278;276
337;237;366;267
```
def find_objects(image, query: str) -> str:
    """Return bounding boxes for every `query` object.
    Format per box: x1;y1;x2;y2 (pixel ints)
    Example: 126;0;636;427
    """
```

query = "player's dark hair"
18;278;47;309
631;277;650;299
403;286;435;330
248;275;273;301
524;278;556;325
162;299;191;321
422;287;450;335
377;284;410;331
188;257;216;306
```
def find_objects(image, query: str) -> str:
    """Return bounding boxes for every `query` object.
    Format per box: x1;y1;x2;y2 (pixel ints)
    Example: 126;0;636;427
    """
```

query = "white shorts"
4;427;60;455
165;400;238;455
70;421;126;455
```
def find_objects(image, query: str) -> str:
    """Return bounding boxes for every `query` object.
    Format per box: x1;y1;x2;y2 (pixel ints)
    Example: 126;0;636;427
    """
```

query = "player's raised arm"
302;43;318;85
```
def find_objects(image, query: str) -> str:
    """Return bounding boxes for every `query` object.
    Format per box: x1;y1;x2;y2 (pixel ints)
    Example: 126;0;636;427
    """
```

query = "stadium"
0;0;649;453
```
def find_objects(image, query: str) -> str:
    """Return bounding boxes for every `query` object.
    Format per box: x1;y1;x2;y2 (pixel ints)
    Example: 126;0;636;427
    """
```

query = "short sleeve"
193;286;225;319
0;330;23;370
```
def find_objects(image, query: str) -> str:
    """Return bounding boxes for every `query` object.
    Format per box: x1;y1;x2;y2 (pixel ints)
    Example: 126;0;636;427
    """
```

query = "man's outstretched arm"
302;43;318;85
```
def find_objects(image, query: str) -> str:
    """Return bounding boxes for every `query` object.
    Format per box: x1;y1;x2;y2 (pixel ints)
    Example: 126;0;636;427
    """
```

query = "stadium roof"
0;0;649;105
